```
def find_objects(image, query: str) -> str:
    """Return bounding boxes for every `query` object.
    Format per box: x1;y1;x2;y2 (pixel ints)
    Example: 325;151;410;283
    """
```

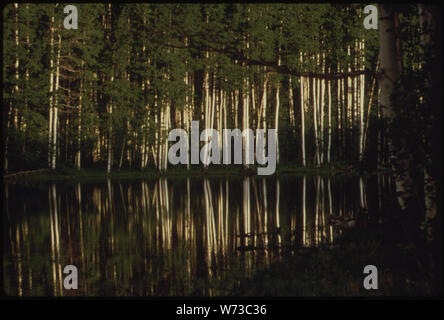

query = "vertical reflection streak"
76;183;86;293
302;176;307;247
49;185;57;296
328;178;333;243
275;180;281;249
53;184;63;296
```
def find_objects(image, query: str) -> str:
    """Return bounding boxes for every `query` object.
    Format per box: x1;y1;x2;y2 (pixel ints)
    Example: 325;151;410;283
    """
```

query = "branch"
166;42;372;79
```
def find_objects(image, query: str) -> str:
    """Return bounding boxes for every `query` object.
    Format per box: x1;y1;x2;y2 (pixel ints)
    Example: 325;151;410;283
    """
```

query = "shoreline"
3;164;392;184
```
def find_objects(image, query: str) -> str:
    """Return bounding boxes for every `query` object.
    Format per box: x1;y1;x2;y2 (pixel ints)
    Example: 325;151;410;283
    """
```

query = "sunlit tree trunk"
363;59;379;156
47;12;61;171
359;39;365;161
107;75;114;174
327;76;332;163
288;76;295;135
164;99;170;171
312;76;320;166
300;74;306;167
4;4;20;173
76;60;84;170
242;71;250;168
320;54;325;164
274;23;282;165
256;71;268;131
51;32;61;170
13;4;20;131
337;71;341;159
274;81;280;164
203;54;210;168
340;68;346;157
48;15;55;169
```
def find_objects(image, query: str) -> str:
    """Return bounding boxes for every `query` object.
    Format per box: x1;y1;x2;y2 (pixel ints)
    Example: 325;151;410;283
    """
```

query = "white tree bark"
48;15;55;169
359;39;365;161
327;77;332;163
300;75;306;167
312;76;320;166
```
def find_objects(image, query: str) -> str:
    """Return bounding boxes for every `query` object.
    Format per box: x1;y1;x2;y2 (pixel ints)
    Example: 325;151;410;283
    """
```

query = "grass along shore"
4;163;391;184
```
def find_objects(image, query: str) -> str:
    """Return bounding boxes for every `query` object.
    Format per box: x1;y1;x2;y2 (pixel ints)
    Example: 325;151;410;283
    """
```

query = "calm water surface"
3;175;394;296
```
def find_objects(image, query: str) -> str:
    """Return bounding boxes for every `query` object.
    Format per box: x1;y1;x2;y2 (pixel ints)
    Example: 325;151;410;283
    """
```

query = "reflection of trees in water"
5;175;384;296
303;176;331;247
49;184;63;296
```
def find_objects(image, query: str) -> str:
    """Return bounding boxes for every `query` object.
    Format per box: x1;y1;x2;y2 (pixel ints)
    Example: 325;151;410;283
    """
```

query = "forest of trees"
3;3;381;171
2;4;441;235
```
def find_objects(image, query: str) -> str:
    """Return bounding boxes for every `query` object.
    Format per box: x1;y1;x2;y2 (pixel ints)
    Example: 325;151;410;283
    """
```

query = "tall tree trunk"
312;76;320;166
107;75;114;174
320;54;325;164
327;76;332;163
243;76;250;168
76;61;84;170
378;4;413;211
363;59;379;156
51;32;61;170
274;82;280;164
359;39;365;161
48;14;60;170
300;75;306;167
288;76;295;135
48;15;54;169
4;3;20;173
274;23;282;165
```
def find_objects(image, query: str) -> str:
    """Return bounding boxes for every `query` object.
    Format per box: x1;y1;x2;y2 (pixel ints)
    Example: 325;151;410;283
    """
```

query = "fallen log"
3;169;48;180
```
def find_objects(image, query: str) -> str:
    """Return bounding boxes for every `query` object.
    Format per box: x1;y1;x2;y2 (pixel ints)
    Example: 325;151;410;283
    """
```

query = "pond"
3;174;395;296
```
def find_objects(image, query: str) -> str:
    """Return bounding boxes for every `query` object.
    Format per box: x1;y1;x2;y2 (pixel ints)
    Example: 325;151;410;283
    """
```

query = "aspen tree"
312;76;320;166
359;38;365;161
48;14;55;169
274;79;280;164
320;53;325;164
363;58;379;156
337;64;342;159
4;3;21;173
243;74;250;167
299;72;306;167
274;20;283;165
327;72;332;163
13;4;20;131
288;77;295;135
76;60;84;170
107;75;114;174
378;4;412;211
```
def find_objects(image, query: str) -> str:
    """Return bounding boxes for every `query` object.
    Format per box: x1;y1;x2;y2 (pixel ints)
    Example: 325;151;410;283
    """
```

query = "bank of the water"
4;164;391;184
